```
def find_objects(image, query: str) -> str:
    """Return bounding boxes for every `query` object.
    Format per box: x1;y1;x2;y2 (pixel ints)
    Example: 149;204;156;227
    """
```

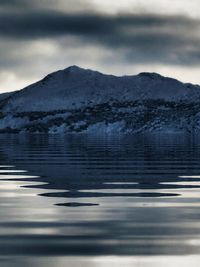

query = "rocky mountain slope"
0;65;200;133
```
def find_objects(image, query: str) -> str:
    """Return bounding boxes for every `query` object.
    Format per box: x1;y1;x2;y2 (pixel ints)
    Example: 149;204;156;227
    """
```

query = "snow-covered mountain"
1;65;200;133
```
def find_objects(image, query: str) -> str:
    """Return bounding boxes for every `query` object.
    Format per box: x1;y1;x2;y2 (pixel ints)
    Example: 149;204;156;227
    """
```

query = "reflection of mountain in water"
1;133;200;204
0;134;200;256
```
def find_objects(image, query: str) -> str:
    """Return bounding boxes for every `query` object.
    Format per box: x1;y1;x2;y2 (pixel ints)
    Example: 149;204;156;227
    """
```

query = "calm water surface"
0;133;200;266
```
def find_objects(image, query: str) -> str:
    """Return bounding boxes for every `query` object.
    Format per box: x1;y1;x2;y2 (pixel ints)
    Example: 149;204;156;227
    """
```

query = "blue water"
0;133;200;266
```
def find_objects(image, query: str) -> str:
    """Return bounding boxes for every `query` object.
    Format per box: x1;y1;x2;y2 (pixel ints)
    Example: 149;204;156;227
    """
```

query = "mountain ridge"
0;65;200;133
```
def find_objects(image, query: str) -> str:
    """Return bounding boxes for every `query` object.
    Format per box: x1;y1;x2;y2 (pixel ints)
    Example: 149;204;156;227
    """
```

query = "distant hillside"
0;66;200;133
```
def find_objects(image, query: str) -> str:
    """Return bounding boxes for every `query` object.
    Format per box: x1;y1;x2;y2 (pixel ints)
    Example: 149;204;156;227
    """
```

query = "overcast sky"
1;0;200;92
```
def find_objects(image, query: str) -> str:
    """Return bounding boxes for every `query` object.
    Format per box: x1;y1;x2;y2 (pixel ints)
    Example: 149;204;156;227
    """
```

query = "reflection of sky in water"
0;134;200;266
1;255;200;267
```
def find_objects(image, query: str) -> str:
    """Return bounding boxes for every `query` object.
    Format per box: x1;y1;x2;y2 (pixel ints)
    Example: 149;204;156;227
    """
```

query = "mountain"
0;65;200;133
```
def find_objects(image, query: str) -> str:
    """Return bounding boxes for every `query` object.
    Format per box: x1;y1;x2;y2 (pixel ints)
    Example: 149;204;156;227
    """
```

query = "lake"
0;133;200;266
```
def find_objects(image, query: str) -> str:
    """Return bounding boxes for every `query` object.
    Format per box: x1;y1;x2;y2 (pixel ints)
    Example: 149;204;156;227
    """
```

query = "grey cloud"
0;9;199;66
0;0;200;92
0;0;93;12
0;11;198;38
0;0;26;6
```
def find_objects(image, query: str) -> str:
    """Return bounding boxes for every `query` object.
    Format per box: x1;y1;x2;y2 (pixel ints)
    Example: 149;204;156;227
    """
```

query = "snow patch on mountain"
2;65;200;113
0;66;200;133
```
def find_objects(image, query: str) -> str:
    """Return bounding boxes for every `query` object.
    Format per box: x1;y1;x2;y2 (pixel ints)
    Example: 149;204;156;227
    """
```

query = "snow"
0;65;200;134
2;65;200;113
0;92;13;102
48;124;67;134
84;121;125;134
0;115;28;130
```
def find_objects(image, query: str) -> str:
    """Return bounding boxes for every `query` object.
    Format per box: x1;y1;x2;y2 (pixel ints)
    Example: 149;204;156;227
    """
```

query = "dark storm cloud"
0;0;23;6
0;10;199;65
0;0;93;10
0;11;197;38
0;0;32;8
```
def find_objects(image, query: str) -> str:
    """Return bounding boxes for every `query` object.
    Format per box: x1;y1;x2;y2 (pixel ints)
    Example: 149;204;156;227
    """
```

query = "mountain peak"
138;72;164;80
61;66;170;81
64;65;87;73
67;65;82;70
1;66;200;133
